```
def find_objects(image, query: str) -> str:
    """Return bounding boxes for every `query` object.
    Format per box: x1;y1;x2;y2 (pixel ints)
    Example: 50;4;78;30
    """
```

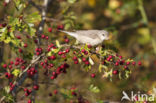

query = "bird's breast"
77;36;102;46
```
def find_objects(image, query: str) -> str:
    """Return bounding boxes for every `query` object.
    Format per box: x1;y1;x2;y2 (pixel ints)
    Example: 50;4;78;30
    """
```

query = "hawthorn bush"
0;0;155;103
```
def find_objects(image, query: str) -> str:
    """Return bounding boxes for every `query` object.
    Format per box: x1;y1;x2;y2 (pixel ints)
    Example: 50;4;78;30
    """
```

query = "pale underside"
76;35;102;46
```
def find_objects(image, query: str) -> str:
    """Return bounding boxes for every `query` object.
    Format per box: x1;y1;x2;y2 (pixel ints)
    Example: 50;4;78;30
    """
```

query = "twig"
45;17;62;22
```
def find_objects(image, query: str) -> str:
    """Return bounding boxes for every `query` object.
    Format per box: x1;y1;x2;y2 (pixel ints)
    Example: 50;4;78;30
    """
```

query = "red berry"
84;51;88;55
10;61;14;65
25;92;29;96
3;2;8;6
48;27;52;32
49;93;52;96
49;63;54;67
21;65;26;70
87;44;92;48
15;62;19;66
74;60;78;64
115;62;119;66
46;36;49;40
53;90;58;94
71;91;77;96
34;39;38;43
132;61;136;66
3;64;7;68
81;49;85;53
126;61;130;65
24;43;28;48
102;61;106;65
57;24;64;30
124;65;128;69
28;99;32;103
109;55;113;59
107;58;110;61
50;55;56;60
50;76;55;80
65;39;69;43
33;85;39;90
40;62;44;66
119;56;122;59
28;89;32;93
82;58;86;62
113;70;118;75
41;34;45;38
18;48;23;53
8;65;12;69
36;52;40;55
73;56;77;60
24;88;28;92
58;51;63;55
85;61;89;65
65;48;70;53
91;73;96;78
138;61;142;66
26;35;30;38
16;35;21;39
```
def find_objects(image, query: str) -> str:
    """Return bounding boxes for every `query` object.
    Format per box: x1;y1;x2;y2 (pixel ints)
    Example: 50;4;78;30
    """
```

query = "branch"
31;0;51;102
45;17;62;22
11;53;45;95
28;0;42;12
61;44;99;55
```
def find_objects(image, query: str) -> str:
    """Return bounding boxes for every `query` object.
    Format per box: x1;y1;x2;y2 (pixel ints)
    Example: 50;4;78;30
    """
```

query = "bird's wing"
76;30;100;39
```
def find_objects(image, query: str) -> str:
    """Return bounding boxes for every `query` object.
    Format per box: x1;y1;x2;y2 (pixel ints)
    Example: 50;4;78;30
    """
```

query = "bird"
59;30;109;46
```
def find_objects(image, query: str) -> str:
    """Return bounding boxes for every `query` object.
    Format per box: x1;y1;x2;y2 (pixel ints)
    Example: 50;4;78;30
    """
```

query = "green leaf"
27;25;36;36
25;12;41;23
97;100;105;103
4;37;12;43
89;84;100;93
67;0;76;4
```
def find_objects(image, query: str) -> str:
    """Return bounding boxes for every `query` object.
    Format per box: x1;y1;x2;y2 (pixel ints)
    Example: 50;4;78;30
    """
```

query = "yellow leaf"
99;64;102;72
88;0;96;7
109;0;120;9
56;40;61;48
89;57;94;65
12;69;20;77
102;69;112;78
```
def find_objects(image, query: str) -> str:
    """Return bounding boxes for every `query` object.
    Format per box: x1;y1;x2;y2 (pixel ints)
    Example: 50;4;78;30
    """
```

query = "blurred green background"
0;0;156;103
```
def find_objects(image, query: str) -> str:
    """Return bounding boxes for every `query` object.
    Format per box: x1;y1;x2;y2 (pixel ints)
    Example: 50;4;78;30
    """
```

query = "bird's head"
98;30;109;40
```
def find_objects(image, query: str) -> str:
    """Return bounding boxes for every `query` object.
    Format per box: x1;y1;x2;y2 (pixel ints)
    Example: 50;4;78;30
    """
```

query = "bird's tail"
59;30;78;38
